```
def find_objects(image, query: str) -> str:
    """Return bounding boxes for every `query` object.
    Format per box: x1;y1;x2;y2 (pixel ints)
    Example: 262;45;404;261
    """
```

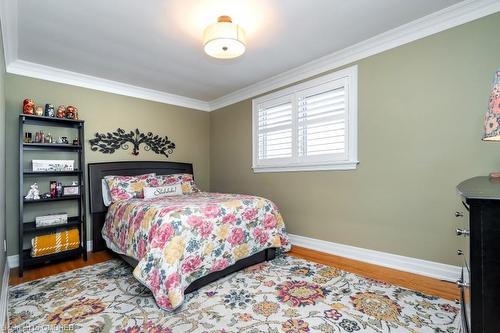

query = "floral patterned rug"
9;255;460;332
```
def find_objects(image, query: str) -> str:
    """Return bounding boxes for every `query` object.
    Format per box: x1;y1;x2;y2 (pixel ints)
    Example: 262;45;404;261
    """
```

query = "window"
252;65;358;172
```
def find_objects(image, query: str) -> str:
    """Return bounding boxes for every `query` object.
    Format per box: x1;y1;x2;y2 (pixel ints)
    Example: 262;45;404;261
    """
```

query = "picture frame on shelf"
62;185;79;196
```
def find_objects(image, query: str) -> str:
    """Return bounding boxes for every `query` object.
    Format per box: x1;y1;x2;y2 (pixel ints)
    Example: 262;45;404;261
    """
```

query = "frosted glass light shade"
203;16;246;59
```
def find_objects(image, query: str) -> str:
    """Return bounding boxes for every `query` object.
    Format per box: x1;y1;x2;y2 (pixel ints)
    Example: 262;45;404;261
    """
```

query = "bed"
88;161;290;311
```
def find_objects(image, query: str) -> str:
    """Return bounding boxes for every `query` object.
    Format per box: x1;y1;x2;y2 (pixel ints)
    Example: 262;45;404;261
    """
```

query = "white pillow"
143;184;183;199
101;179;113;207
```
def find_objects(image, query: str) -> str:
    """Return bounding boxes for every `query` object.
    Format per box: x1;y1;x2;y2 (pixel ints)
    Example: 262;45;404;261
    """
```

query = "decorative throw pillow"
143;184;183;199
105;173;155;202
157;174;200;194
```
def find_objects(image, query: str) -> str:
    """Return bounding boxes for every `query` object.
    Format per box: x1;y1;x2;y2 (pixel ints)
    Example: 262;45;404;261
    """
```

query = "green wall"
4;13;499;265
5;76;210;255
210;13;500;266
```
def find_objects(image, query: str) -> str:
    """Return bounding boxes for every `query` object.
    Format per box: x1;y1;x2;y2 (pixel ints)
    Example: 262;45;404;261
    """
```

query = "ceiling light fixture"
203;15;246;59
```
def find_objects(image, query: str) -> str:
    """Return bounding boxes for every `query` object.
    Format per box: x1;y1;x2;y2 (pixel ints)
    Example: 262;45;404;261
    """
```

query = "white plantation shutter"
297;83;347;162
253;66;358;172
257;97;293;161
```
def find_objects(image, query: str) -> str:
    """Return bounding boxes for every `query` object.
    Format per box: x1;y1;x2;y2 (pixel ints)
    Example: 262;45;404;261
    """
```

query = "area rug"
9;255;460;332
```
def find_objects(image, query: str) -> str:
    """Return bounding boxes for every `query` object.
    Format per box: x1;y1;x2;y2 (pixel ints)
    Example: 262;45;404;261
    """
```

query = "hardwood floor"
9;250;115;286
9;246;459;301
290;245;459;301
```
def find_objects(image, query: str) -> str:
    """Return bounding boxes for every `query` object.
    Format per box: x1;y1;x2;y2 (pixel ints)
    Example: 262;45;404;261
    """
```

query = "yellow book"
31;229;80;257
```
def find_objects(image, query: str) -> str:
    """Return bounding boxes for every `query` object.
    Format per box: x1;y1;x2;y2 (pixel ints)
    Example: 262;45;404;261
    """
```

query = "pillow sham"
143;184;183;199
156;173;199;194
101;179;113;207
105;173;155;202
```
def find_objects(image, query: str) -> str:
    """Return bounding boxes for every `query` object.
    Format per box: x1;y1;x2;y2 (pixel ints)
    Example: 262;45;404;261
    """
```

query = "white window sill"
252;161;359;173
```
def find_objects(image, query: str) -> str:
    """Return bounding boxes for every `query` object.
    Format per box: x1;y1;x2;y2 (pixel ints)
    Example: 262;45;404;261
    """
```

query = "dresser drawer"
459;267;471;333
460;290;469;333
455;207;470;271
458;230;470;272
458;267;470;333
455;206;470;333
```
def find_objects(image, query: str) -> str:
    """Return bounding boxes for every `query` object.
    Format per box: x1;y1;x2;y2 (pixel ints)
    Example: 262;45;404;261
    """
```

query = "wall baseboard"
288;234;460;282
7;236;460;282
0;260;9;331
7;240;93;269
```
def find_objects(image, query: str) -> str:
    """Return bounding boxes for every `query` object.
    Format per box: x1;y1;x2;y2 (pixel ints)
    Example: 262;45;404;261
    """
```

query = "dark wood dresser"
456;177;500;333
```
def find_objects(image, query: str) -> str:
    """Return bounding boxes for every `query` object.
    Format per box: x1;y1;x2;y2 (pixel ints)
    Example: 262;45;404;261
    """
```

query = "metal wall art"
89;128;176;158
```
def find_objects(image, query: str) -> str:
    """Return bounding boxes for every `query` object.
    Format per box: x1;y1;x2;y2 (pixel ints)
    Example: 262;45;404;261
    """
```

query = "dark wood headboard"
88;161;194;251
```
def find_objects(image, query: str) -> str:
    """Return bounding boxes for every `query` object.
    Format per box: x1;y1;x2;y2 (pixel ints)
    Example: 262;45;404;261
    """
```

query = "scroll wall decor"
89;128;176;158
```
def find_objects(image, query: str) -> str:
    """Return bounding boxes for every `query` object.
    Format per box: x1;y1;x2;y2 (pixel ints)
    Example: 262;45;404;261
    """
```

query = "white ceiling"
1;0;498;110
14;0;466;102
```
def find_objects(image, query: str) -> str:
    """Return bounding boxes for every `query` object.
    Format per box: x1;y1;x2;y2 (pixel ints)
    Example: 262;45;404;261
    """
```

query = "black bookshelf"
22;247;84;267
18;114;87;277
20;114;84;127
23;195;81;204
23;216;82;233
22;143;82;151
24;171;83;176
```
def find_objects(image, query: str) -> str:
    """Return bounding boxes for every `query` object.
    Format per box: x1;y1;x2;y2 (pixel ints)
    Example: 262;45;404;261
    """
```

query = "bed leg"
266;248;276;261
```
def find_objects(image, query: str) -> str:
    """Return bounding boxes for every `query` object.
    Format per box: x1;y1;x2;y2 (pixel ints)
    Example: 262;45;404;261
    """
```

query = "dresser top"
457;176;500;200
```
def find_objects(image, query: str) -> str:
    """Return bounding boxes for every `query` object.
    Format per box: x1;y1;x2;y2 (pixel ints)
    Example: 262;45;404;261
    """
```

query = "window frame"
252;65;358;173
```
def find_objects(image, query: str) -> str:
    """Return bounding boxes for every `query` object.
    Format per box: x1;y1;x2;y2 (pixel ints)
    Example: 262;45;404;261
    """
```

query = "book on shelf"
35;213;68;227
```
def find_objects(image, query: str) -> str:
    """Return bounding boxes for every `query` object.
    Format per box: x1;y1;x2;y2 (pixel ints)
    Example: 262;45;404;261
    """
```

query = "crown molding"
0;2;211;111
1;0;498;112
209;0;500;110
7;60;211;111
0;0;17;67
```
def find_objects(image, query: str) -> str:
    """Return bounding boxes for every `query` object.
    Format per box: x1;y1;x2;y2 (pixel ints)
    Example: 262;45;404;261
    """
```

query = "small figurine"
34;131;44;143
56;105;66;118
44;104;55;117
56;182;63;197
61;136;68;144
25;183;40;200
34;105;44;116
65;106;77;119
24;132;32;143
72;138;80;145
23;99;35;115
50;181;57;198
56;137;63;144
45;133;53;144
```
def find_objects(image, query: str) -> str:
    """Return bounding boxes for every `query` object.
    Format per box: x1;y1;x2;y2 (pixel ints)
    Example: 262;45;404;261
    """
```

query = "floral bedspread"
102;192;290;311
